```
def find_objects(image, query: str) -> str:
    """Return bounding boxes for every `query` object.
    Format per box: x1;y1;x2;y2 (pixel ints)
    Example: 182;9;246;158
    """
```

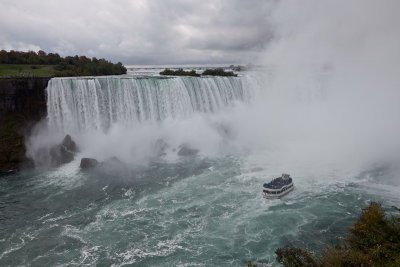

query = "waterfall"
46;76;255;134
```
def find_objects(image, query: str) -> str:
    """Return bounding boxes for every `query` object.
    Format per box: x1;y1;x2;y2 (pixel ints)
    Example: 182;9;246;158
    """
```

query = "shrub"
159;68;200;77
274;203;400;267
201;68;237;77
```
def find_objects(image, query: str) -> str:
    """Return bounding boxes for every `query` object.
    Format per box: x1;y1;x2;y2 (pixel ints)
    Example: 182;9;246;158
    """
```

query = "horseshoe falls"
46;76;253;135
1;70;400;266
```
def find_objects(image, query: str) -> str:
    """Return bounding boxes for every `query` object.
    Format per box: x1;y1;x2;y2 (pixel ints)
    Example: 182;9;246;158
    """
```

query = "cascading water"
46;76;254;135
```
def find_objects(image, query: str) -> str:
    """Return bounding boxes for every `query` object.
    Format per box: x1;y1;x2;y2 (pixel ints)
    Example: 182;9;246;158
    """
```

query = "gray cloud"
0;0;274;64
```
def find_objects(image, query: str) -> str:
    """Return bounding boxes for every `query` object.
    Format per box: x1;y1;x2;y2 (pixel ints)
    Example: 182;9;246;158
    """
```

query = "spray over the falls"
27;75;260;165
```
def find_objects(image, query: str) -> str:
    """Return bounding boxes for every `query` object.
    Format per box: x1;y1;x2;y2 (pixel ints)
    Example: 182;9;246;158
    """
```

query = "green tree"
273;203;400;267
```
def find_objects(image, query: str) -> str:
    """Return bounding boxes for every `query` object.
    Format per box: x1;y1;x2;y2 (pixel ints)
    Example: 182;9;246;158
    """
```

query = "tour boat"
263;173;294;199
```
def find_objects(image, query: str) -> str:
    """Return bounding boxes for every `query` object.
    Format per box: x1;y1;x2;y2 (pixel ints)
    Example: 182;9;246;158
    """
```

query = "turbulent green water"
1;153;399;266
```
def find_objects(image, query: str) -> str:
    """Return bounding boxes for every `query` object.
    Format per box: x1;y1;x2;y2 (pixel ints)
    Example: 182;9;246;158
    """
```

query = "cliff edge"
0;77;49;173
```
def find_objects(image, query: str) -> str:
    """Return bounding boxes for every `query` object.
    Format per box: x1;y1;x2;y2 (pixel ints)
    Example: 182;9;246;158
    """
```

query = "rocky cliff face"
0;77;50;173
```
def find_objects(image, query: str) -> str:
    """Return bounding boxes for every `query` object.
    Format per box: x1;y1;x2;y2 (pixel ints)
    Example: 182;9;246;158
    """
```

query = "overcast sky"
0;0;275;65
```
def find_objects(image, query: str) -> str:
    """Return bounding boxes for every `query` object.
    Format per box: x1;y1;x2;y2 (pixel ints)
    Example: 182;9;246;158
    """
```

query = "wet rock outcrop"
80;156;125;173
49;134;79;166
80;158;99;169
177;144;199;157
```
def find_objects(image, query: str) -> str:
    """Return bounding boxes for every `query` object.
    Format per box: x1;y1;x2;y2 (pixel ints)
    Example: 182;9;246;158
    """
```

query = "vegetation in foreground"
159;68;237;77
0;50;126;77
247;202;400;266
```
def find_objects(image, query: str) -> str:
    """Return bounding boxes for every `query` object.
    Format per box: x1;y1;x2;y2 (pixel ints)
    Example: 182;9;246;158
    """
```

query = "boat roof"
263;176;293;189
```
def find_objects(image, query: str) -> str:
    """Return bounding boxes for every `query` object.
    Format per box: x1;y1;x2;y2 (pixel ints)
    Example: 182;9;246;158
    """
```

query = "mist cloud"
245;0;400;172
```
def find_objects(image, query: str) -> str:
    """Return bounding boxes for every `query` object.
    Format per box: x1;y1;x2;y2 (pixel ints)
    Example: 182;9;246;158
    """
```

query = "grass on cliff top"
0;64;56;77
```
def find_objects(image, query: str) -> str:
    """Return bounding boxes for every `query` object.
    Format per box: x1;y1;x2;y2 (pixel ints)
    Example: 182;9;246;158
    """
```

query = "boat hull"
263;185;294;199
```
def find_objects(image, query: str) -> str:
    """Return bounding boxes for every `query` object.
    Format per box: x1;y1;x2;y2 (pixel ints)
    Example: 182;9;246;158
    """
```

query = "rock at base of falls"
80;158;99;169
177;144;199;156
80;156;124;170
61;134;79;153
49;134;79;166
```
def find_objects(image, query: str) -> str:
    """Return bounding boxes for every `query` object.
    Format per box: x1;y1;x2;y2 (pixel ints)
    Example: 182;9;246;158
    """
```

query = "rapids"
1;151;399;266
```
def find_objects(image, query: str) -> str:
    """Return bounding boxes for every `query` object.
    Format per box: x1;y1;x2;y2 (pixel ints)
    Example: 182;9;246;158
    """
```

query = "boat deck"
263;177;293;189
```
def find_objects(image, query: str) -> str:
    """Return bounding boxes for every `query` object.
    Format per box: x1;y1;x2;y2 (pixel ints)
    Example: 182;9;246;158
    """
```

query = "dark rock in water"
154;139;169;156
177;144;199;156
80;156;124;171
49;134;79;166
49;145;73;165
61;134;78;153
80;158;99;169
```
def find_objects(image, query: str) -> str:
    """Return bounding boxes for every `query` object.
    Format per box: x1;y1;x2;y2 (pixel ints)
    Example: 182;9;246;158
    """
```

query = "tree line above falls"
160;68;238;77
0;50;127;77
